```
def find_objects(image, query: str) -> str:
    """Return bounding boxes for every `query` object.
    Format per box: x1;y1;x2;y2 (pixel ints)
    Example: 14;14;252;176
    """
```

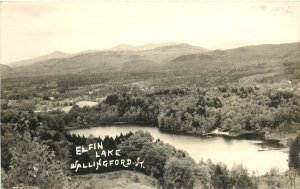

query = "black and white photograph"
1;1;300;188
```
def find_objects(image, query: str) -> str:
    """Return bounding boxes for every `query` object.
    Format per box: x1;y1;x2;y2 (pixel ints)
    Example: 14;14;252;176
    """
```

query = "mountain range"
1;42;299;79
5;42;185;68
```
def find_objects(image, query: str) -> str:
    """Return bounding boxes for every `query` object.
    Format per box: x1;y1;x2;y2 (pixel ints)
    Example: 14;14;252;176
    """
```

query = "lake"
69;125;288;175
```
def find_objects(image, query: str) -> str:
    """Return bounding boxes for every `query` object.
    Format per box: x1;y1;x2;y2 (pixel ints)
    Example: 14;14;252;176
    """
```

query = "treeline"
66;93;160;125
3;83;298;136
158;85;297;134
66;85;299;135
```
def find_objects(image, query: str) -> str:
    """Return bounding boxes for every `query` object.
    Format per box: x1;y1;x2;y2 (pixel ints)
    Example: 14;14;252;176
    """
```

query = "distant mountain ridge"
6;42;191;68
1;42;299;79
0;42;207;78
152;43;206;51
108;42;179;51
212;41;256;50
8;51;71;67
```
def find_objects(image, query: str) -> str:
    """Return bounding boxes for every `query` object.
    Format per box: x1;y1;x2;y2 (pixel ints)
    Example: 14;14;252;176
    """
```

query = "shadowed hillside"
172;42;300;66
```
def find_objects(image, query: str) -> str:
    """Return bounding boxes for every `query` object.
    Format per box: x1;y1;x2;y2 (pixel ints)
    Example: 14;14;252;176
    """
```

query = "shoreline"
65;122;290;175
64;122;291;147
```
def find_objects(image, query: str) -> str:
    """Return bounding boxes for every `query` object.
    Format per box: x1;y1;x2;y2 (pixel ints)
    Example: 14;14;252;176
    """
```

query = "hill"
164;42;300;85
172;42;300;65
170;42;300;74
0;64;12;78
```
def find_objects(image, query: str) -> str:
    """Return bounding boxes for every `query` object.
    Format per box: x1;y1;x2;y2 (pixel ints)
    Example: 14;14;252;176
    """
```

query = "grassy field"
72;170;157;189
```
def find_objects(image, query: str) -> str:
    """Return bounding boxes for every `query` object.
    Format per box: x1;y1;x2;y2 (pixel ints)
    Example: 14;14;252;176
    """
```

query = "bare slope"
72;170;157;189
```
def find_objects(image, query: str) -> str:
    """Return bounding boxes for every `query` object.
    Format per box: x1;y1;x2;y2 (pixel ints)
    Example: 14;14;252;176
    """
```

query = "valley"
1;42;300;189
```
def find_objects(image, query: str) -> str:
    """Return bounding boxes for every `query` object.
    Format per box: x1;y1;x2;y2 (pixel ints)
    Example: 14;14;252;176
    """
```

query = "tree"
105;94;119;106
164;157;196;189
118;130;153;159
2;131;71;189
230;164;255;189
139;142;170;178
289;133;300;171
288;133;300;188
195;165;212;188
211;163;231;189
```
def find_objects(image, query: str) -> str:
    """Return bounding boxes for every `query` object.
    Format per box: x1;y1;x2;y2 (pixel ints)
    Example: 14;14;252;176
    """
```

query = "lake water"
69;125;288;175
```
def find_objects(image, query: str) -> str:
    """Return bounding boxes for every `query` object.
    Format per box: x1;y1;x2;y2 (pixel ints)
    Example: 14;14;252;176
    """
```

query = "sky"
1;1;300;64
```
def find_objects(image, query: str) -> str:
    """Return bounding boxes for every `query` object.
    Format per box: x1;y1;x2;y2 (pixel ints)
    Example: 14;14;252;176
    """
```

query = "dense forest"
62;85;299;137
